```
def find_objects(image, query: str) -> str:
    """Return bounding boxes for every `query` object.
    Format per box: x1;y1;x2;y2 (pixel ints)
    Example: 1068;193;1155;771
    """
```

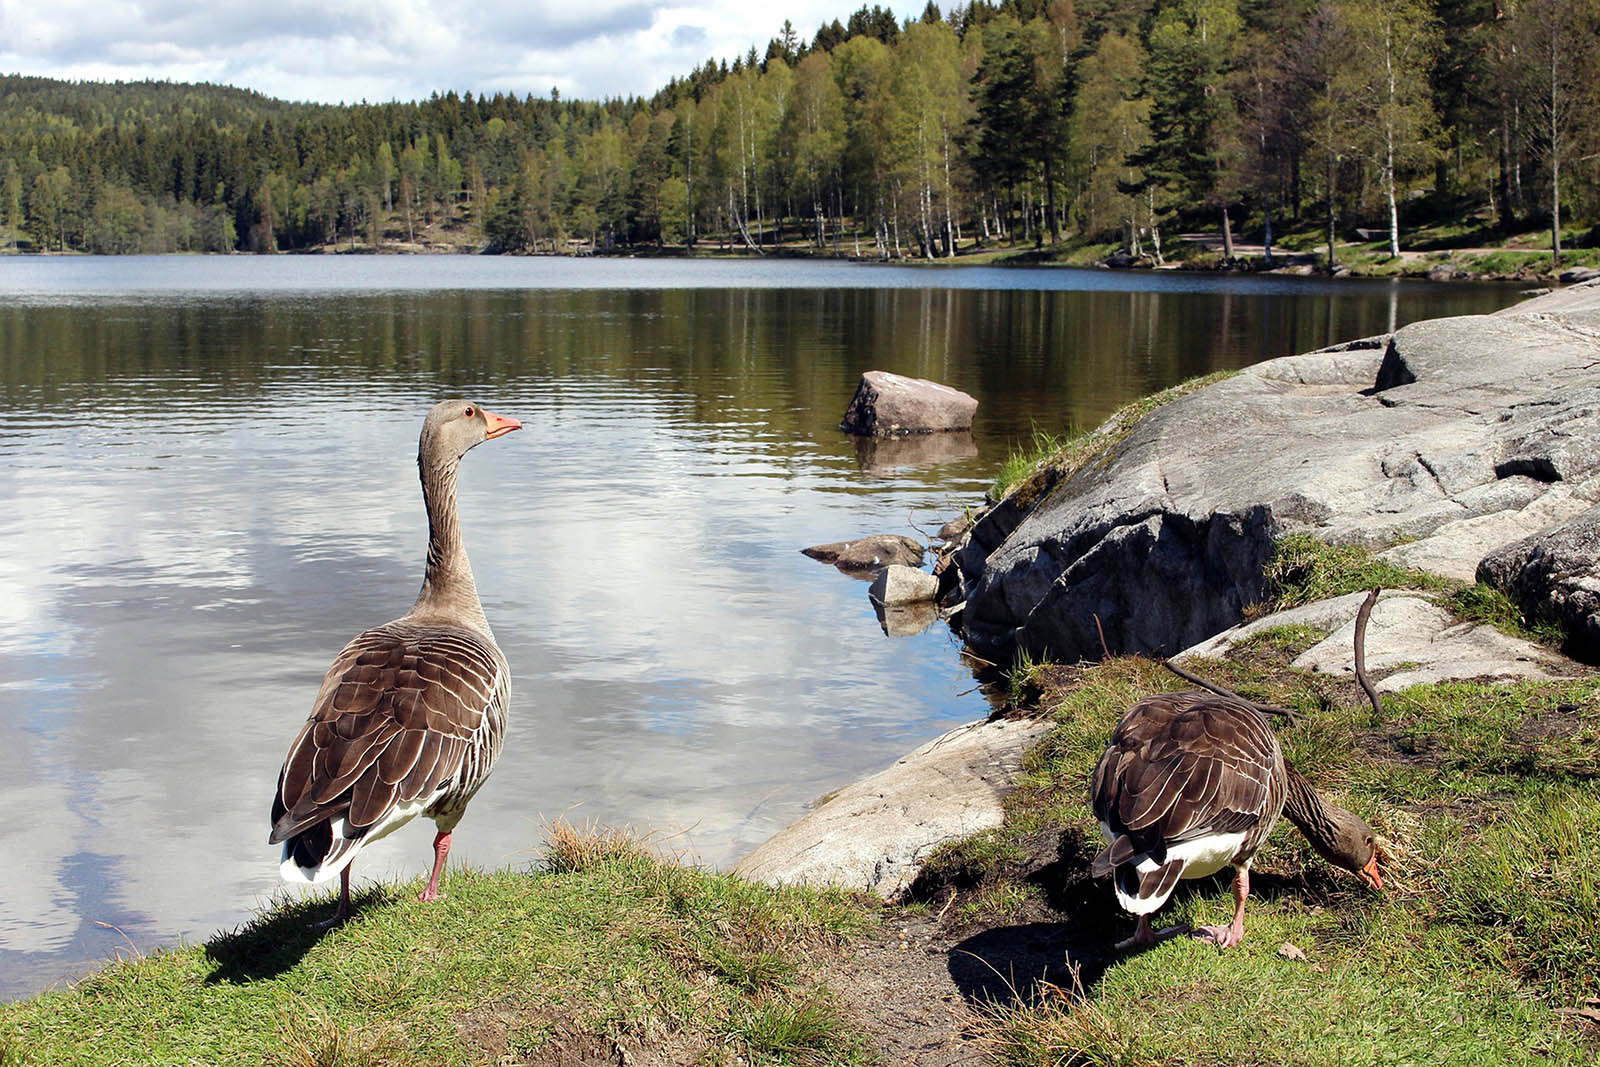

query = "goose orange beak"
1359;855;1383;891
483;411;521;440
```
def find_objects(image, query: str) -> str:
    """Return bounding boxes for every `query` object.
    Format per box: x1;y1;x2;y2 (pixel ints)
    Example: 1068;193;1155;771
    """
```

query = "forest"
0;0;1597;266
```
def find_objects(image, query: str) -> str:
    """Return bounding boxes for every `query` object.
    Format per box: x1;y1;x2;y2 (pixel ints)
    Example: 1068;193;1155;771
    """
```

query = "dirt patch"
456;1000;701;1067
828;909;1108;1066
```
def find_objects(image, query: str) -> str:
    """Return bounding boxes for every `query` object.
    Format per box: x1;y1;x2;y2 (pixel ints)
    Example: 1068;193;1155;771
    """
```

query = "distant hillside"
1;0;1596;264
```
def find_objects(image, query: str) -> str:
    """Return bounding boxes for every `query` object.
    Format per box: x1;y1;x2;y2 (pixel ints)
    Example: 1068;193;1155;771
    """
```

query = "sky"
0;0;854;105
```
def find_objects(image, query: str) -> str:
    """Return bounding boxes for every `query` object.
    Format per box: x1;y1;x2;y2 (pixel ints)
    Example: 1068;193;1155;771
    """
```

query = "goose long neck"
413;453;488;630
1280;765;1344;855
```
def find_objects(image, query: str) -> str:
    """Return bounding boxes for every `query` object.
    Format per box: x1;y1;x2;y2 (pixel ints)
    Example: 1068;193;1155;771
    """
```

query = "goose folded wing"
1092;696;1279;853
269;629;499;843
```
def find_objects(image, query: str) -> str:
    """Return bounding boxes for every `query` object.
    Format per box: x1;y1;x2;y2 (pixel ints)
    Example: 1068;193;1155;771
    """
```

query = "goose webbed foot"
1115;915;1191;951
1193;921;1246;949
1194;868;1251;949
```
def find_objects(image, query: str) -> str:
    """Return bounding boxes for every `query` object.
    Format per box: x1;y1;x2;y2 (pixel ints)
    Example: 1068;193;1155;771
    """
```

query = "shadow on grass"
202;887;392;984
945;865;1372;1008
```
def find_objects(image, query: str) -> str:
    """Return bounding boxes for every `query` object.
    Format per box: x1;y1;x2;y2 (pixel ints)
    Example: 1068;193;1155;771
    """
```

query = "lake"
0;255;1524;998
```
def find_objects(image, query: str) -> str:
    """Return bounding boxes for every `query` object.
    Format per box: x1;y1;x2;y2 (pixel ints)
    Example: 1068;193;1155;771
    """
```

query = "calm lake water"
0;255;1523;998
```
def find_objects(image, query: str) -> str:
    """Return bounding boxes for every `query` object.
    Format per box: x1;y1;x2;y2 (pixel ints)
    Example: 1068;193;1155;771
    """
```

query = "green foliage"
1446;583;1568;646
2;0;1597;259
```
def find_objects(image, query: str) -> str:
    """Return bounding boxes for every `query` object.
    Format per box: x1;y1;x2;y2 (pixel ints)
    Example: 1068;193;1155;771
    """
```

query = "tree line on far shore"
2;0;1597;264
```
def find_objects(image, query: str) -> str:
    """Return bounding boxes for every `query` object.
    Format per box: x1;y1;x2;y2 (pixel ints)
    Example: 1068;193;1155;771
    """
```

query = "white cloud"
0;0;858;104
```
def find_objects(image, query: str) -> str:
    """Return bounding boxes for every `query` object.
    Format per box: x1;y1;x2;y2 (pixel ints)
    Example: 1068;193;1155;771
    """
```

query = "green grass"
1261;533;1575;651
919;644;1600;1066
992;426;1070;501
990;371;1239;502
0;828;872;1066
1261;532;1458;610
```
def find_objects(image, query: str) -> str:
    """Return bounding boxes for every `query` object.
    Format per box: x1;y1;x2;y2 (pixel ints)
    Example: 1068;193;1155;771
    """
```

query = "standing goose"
270;400;520;924
1090;690;1382;949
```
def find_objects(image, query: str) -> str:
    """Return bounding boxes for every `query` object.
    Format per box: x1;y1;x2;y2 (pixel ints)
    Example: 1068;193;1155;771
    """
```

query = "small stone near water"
730;716;1055;898
839;371;978;437
936;514;973;543
801;534;924;573
869;564;939;607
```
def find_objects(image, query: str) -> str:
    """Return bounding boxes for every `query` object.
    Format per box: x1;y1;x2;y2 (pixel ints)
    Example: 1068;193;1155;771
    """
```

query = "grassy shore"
0;825;872;1066
5;538;1594;1065
917;537;1600;1064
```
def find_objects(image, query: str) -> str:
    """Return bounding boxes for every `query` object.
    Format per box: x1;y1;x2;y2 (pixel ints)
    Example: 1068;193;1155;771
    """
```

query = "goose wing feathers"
1091;692;1281;866
269;623;504;844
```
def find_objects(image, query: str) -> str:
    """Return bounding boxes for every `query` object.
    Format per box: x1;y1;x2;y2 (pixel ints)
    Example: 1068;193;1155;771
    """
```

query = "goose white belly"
1165;831;1250;880
1101;822;1250;914
279;786;448;884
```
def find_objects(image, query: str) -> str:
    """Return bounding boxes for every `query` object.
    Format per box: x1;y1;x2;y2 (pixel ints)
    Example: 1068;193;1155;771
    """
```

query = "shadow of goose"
202;887;391;984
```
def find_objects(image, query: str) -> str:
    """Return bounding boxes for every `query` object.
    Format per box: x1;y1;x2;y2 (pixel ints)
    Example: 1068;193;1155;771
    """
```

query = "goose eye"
464;406;475;418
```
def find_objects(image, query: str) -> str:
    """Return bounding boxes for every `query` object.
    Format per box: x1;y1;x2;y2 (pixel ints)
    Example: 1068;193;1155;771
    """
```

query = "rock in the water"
730;717;1054;898
869;564;939;606
955;285;1600;664
1478;503;1600;662
801;534;924;572
839;371;978;436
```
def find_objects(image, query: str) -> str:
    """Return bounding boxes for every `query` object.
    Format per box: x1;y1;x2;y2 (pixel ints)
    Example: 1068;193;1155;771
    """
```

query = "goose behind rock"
1090;690;1382;949
269;399;521;924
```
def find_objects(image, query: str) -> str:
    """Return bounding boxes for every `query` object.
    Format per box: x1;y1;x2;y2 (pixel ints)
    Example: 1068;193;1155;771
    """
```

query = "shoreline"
3;242;1584;286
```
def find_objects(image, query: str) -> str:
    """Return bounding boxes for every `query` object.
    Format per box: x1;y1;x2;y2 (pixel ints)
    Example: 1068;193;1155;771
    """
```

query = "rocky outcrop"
1478;503;1600;662
1177;589;1575;689
952;282;1600;664
840;371;979;436
730;717;1054;898
802;534;925;573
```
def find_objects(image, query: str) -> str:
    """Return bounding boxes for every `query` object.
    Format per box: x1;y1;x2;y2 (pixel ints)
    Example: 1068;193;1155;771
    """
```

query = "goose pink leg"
1196;867;1250;949
419;831;451;902
311;865;353;929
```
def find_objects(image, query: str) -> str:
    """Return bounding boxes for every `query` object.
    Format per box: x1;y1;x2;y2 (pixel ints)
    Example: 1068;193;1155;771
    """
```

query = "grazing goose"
269;400;520;924
1090;690;1382;949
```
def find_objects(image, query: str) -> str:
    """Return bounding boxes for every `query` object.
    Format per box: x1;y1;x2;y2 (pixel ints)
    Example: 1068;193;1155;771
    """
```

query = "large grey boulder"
1478;503;1600;662
730;716;1054;898
954;283;1600;663
840;371;978;436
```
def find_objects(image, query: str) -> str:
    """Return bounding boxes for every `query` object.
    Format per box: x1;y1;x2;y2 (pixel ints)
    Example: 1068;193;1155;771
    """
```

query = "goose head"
1308;808;1384;891
419;399;521;467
